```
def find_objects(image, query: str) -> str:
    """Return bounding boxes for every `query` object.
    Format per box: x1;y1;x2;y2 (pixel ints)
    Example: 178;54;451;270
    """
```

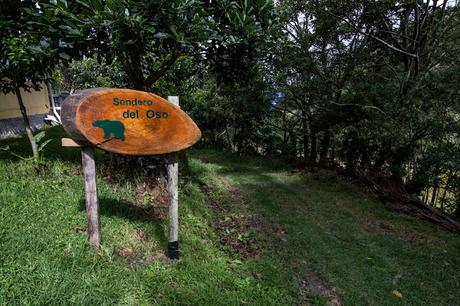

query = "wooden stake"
81;146;101;248
167;96;180;259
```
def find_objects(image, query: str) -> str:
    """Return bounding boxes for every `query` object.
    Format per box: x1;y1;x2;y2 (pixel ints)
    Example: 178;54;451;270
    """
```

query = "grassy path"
0;129;459;305
193;150;460;305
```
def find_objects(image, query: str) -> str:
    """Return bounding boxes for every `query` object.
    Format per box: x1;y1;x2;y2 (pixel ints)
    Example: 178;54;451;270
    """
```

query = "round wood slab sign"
61;88;201;155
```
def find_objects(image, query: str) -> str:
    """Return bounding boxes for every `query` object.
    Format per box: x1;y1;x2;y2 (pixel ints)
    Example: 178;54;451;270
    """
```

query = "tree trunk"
319;130;330;164
372;140;391;173
211;129;218;149
309;126;317;163
390;148;408;184
121;51;147;90
302;116;309;163
344;132;357;175
430;185;438;207
330;142;336;163
423;190;428;204
455;195;460;220
290;129;298;157
282;102;288;154
15;87;38;159
440;177;452;212
440;188;447;212
360;147;371;173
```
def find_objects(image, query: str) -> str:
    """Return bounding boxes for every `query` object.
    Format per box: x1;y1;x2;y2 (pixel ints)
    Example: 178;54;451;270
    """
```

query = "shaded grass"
0;128;459;305
192;149;460;305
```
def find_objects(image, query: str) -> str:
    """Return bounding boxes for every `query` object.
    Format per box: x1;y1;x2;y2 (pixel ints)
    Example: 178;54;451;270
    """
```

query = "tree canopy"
1;0;459;221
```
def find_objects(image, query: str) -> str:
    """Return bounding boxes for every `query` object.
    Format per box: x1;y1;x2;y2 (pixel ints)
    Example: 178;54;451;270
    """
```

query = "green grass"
0;127;459;305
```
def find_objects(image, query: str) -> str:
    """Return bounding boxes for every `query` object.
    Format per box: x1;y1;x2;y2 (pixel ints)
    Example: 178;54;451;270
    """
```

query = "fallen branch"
363;175;460;234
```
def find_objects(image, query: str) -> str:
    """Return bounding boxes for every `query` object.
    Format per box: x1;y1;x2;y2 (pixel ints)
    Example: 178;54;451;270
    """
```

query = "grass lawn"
0;127;459;305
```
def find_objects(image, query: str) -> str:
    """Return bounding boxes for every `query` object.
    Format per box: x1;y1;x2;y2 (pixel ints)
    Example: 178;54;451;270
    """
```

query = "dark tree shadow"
78;197;168;248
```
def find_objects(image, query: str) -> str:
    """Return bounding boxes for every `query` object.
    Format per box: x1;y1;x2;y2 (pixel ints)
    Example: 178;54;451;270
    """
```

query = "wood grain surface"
61;88;201;155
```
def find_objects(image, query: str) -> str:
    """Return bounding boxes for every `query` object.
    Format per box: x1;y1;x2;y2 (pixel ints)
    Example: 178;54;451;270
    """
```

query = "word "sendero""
113;97;153;106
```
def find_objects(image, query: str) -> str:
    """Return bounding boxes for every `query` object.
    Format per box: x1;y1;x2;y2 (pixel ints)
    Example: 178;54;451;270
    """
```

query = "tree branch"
145;52;181;88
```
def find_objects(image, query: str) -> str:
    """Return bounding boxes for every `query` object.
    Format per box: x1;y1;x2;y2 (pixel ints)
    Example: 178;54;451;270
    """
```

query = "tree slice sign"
61;88;201;155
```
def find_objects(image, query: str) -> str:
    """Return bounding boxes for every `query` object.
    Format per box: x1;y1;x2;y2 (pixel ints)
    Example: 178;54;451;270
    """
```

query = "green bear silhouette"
92;120;125;141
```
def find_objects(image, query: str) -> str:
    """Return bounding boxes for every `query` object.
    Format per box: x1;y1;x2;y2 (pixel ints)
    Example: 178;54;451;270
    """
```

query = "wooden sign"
61;88;201;155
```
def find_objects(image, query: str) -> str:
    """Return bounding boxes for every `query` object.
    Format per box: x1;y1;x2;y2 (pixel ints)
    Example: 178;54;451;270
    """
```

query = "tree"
263;0;460;227
57;0;278;155
270;0;372;163
0;1;74;159
45;0;276;91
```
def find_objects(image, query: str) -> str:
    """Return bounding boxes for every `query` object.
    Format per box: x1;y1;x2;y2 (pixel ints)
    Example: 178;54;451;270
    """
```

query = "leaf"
59;53;71;60
392;274;402;285
38;139;53;152
392;290;403;298
40;39;50;49
0;145;10;151
261;0;270;11
28;45;43;54
153;32;169;39
59;40;72;48
75;0;92;10
34;131;46;143
170;27;181;41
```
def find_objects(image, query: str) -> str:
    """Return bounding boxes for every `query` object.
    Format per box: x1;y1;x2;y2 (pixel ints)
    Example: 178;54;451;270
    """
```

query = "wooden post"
167;96;179;259
81;146;101;248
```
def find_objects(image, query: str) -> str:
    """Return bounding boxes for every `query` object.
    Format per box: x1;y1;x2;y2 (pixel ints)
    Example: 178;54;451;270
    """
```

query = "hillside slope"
0;128;459;305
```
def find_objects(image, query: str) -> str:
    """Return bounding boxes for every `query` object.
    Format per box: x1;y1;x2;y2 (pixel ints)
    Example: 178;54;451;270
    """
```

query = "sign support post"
167;96;179;259
62;138;101;248
81;146;101;248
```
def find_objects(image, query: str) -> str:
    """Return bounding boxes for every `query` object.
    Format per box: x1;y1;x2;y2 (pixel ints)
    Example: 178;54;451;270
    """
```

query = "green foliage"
0;0;76;93
54;56;127;91
0;130;54;163
202;0;278;85
41;0;277;90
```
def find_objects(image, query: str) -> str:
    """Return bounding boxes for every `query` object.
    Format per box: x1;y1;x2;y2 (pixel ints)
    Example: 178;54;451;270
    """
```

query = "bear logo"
92;120;126;141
